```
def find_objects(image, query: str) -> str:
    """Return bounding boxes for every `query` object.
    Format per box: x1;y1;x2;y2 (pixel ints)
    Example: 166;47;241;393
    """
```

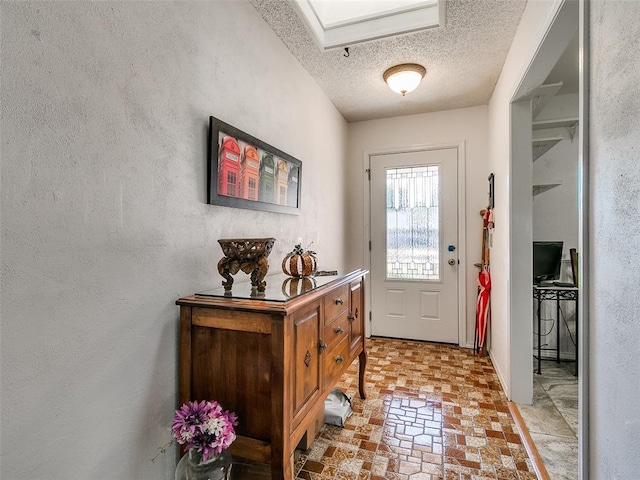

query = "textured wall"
0;2;348;478
590;1;640;477
487;0;562;401
347;106;489;348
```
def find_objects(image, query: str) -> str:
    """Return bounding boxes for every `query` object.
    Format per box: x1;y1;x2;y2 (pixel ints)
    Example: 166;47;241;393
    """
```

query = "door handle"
448;258;457;266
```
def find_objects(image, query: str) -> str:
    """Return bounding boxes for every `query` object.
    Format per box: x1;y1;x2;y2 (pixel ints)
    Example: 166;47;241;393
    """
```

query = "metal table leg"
575;291;579;376
556;291;561;364
537;293;542;374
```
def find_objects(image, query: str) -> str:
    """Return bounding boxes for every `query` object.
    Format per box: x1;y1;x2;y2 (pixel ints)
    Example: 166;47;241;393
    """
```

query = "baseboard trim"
507;401;550;480
489;348;510;399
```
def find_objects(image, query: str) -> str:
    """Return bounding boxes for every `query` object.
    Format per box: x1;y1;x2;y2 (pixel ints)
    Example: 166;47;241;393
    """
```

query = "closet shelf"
533;117;579;130
531;82;564;119
533;183;562;196
532;136;563;161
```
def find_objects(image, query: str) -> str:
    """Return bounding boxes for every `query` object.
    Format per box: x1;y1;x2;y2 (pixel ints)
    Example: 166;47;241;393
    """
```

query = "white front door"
370;148;459;343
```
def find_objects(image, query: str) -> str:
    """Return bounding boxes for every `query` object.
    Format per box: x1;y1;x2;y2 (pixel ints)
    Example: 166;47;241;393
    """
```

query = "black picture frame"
488;173;495;209
208;116;302;215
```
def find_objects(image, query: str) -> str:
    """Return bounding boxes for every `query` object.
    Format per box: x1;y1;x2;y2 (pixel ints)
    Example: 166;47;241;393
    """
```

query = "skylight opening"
293;0;443;50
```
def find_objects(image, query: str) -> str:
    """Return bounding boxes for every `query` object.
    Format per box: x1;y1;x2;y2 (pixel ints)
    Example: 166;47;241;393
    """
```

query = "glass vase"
175;449;232;480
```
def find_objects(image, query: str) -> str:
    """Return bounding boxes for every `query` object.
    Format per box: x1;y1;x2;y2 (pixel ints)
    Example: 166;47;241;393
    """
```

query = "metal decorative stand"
533;285;579;376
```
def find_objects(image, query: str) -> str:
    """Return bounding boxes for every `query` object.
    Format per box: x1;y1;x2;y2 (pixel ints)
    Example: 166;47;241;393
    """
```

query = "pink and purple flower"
171;400;238;461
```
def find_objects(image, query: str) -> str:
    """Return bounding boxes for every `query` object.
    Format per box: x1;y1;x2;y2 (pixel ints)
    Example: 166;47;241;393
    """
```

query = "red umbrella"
475;207;493;356
476;267;491;355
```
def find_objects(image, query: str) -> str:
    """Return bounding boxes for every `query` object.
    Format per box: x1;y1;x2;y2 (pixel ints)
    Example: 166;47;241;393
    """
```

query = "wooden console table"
176;269;368;480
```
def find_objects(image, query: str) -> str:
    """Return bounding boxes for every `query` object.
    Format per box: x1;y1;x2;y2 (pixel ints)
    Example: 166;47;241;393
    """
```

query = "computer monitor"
533;241;563;284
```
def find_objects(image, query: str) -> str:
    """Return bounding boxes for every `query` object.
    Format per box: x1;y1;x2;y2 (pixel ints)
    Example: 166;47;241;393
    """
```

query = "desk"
533;285;578;376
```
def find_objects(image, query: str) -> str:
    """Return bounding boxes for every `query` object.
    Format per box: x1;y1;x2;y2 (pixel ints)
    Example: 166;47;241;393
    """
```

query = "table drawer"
323;311;350;352
323;335;350;388
323;284;349;323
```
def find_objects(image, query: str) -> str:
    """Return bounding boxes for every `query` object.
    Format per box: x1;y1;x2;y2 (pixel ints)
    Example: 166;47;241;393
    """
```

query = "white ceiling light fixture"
383;63;426;96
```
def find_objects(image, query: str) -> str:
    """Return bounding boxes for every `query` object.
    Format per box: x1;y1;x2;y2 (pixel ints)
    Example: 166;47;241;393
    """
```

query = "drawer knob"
335;355;344;364
318;341;328;352
335;326;344;334
348;312;355;322
335;298;344;305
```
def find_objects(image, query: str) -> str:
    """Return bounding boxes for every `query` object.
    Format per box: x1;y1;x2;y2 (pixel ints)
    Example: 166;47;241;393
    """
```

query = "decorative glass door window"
386;165;440;280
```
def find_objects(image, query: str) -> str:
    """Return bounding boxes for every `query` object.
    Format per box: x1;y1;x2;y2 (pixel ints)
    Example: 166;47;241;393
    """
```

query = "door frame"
508;0;589;477
362;141;467;346
508;0;579;404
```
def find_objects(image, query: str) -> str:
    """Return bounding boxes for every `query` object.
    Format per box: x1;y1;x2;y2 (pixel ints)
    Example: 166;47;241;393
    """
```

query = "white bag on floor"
324;389;353;427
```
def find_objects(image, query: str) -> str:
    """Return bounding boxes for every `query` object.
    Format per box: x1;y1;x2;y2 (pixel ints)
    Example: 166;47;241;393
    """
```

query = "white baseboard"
489;348;511;400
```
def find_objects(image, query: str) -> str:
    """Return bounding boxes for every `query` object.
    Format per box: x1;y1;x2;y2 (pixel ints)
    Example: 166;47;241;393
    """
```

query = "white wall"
487;0;565;401
533;93;579;258
590;1;640;477
0;2;348;478
346;106;489;347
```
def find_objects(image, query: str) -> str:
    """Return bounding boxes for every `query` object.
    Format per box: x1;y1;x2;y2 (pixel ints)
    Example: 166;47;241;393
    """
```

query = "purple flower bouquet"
172;400;238;462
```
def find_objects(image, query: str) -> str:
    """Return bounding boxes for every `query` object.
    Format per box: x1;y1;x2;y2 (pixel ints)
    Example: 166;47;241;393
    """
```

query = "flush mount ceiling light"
383;63;427;96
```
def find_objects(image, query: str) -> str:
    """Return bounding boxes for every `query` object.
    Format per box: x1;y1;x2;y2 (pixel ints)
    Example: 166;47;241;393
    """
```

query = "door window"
386;165;440;281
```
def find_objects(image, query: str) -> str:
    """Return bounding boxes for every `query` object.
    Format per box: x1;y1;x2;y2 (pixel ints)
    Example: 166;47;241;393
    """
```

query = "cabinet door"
292;301;322;419
349;279;363;353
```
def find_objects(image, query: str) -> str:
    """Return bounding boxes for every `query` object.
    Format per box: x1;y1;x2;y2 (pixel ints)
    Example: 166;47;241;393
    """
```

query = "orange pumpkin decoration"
282;244;318;277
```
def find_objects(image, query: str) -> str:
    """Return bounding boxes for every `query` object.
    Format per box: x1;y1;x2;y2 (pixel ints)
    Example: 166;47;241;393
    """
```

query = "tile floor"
231;338;536;480
516;359;578;480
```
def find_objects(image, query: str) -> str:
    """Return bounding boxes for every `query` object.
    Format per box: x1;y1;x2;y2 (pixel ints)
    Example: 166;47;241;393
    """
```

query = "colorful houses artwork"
217;136;241;198
240;144;259;201
258;152;276;203
287;165;299;208
276;159;289;206
210;118;301;213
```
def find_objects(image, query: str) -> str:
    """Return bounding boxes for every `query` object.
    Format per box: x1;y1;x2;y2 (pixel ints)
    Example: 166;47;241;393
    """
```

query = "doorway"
365;144;466;345
509;0;587;478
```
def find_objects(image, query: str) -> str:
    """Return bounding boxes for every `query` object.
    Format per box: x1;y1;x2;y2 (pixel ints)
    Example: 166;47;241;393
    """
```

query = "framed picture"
488;173;495;209
208;116;302;215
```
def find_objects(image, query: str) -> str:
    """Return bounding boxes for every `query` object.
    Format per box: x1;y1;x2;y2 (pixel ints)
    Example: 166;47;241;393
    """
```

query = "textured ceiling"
249;0;528;122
